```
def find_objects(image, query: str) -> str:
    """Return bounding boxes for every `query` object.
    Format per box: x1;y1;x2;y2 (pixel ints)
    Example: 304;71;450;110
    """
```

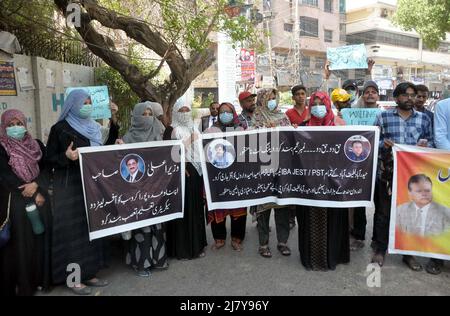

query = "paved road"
40;209;450;296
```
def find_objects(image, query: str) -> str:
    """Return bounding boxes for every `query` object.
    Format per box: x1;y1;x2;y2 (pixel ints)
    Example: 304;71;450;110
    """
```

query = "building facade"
346;0;450;99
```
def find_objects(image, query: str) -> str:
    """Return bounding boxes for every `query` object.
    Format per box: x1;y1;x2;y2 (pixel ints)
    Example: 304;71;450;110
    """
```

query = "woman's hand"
18;182;38;198
35;193;45;207
65;142;79;161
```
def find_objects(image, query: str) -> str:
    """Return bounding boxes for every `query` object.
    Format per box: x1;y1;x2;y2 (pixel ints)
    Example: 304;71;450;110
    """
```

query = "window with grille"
302;0;318;6
315;57;326;69
284;23;293;32
301;55;311;69
300;16;318;37
325;30;333;42
324;0;333;13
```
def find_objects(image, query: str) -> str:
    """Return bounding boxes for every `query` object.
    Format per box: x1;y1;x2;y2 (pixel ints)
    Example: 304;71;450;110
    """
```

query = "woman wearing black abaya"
46;89;118;294
296;92;350;271
0;109;51;296
163;96;207;259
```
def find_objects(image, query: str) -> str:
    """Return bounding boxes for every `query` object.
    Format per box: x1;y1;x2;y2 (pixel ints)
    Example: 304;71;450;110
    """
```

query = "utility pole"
293;0;301;85
263;8;275;86
265;19;274;81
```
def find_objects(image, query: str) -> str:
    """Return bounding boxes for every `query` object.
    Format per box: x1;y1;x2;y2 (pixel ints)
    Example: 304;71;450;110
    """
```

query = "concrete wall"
0;53;95;143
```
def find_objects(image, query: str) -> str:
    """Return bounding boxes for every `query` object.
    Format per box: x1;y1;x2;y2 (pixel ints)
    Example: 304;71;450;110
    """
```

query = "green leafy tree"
393;0;450;50
53;0;262;121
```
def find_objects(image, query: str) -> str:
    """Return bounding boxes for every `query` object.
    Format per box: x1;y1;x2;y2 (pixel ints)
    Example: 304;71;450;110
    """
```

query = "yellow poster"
389;144;450;260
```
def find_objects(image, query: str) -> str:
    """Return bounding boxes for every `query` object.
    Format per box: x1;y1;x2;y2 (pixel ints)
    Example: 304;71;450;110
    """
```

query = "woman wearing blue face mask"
46;89;116;295
252;88;291;129
296;91;350;271
0;109;52;296
205;103;247;251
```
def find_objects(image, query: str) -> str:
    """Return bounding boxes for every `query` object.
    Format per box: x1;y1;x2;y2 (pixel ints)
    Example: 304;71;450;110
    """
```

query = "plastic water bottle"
25;203;45;235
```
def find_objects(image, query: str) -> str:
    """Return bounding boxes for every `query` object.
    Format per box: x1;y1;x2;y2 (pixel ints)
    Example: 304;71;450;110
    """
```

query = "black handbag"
0;194;11;248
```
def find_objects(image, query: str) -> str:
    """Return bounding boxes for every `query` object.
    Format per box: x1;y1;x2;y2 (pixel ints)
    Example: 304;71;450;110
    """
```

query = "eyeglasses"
400;93;416;99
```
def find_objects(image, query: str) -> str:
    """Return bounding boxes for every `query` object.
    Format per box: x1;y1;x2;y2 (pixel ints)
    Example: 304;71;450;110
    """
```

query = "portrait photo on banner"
389;144;450;260
120;154;145;183
206;139;236;169
344;135;372;163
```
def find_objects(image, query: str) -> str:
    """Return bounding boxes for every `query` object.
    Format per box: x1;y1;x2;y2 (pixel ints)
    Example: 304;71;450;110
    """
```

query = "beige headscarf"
251;88;291;128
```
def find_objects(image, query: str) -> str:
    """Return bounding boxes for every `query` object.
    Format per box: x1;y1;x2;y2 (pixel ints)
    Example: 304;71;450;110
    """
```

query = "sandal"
211;239;225;250
425;258;443;275
402;255;423;272
277;244;291;256
231;238;243;252
258;246;272;258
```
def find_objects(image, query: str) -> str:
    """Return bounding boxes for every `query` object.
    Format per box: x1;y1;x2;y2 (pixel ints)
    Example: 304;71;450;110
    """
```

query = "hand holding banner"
78;140;185;240
327;44;368;70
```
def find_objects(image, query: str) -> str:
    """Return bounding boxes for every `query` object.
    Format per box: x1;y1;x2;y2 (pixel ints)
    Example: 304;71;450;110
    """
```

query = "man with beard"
372;82;434;269
414;85;434;128
237;91;257;130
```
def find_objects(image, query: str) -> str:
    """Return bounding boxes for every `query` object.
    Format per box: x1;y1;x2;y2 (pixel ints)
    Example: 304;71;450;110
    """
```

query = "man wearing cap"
372;82;434;269
237;91;257;129
324;58;375;107
341;81;379;252
330;88;351;126
342;80;360;108
356;80;379;108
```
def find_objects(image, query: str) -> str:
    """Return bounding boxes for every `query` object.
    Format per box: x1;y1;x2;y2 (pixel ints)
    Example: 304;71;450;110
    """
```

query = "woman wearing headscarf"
296;91;350;270
205;103;247;251
0;109;51;296
250;89;293;258
118;102;167;277
147;101;168;128
252;88;291;128
46;89;116;295
163;96;207;259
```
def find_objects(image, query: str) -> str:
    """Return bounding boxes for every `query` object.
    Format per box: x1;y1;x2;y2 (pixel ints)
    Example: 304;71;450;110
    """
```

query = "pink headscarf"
0;109;42;183
308;91;335;126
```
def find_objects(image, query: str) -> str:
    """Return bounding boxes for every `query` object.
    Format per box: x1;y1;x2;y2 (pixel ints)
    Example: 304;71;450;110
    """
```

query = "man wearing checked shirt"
371;82;434;270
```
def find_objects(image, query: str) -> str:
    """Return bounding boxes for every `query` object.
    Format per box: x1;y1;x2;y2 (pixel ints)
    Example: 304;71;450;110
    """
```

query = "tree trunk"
54;0;216;121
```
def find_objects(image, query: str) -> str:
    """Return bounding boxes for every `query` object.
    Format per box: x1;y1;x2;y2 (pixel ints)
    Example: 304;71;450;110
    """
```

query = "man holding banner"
372;82;434;270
